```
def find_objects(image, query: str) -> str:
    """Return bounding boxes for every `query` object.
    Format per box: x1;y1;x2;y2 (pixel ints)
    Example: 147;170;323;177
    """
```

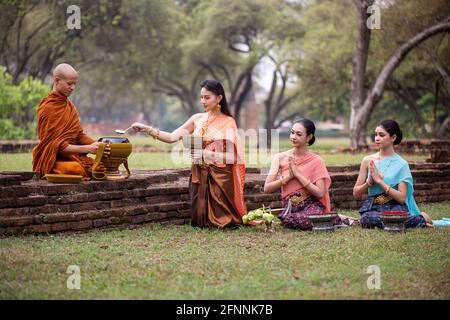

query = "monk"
32;63;110;178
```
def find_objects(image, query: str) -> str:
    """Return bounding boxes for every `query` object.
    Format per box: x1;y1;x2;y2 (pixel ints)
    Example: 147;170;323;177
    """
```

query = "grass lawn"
0;136;426;171
0;137;445;299
0;202;449;299
0;152;427;171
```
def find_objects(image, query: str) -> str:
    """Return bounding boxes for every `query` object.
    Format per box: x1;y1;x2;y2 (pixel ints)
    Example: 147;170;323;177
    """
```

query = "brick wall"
0;163;449;235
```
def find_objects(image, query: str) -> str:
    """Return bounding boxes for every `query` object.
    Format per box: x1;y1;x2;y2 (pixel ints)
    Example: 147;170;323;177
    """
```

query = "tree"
0;0;178;123
292;0;356;126
0;66;49;139
71;0;179;121
154;0;304;128
350;0;450;148
0;0;103;84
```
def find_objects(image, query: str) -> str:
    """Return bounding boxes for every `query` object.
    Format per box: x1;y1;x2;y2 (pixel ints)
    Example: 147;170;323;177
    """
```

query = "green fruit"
242;215;249;224
247;212;256;220
263;213;274;222
254;209;263;218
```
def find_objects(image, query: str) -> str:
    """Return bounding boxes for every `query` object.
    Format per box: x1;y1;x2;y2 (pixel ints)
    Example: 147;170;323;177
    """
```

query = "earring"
216;104;221;111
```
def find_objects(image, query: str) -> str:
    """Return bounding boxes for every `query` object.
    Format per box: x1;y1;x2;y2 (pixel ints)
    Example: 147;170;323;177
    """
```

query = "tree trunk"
349;0;373;149
350;13;450;149
264;69;278;149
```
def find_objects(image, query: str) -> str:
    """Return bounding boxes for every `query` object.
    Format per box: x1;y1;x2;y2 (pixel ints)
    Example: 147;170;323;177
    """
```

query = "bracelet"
303;180;311;188
385;186;391;194
155;128;160;140
280;176;286;186
146;126;154;137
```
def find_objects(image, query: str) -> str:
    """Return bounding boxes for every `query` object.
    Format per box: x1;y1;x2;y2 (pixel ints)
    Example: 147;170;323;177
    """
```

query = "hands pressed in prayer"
368;160;383;184
286;168;294;181
288;156;302;179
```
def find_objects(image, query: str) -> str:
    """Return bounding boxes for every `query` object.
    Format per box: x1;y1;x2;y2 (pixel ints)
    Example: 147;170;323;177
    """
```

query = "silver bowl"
306;213;338;232
380;213;410;232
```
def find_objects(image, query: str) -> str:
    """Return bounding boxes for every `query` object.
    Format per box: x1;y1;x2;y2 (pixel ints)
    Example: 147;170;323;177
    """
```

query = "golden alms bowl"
99;137;132;158
92;137;132;181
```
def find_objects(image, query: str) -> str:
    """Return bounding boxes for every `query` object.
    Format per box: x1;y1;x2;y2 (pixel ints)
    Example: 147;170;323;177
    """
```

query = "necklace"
200;113;220;136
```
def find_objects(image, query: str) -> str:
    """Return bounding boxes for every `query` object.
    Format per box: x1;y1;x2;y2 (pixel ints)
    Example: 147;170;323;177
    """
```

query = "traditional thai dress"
278;152;339;230
32;91;97;178
359;154;426;228
189;114;247;228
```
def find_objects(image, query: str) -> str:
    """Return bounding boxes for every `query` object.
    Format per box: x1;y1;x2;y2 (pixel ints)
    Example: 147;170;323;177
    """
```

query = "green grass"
1;202;449;299
0;150;426;172
0;136;426;171
0;137;442;299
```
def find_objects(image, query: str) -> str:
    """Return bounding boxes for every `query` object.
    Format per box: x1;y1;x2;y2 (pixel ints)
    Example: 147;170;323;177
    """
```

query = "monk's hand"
86;142;111;156
103;144;111;157
84;142;100;154
130;122;149;133
369;160;383;184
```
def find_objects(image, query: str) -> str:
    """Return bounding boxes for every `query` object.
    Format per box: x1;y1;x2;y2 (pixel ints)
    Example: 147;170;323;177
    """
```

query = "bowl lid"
44;174;83;184
308;212;337;215
98;137;130;143
381;211;409;215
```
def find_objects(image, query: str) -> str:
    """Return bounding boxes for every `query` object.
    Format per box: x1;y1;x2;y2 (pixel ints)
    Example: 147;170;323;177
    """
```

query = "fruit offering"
242;205;275;224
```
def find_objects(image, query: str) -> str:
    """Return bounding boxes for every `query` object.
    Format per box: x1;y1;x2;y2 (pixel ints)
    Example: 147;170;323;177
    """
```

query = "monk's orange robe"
32;91;96;178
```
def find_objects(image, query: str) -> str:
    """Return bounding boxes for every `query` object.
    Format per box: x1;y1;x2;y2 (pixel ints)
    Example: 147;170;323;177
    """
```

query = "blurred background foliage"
0;0;449;140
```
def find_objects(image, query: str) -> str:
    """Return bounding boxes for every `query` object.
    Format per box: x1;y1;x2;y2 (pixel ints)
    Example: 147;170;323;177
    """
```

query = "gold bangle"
155;128;160;140
280;177;286;186
385;186;391;194
146;126;154;137
303;180;311;188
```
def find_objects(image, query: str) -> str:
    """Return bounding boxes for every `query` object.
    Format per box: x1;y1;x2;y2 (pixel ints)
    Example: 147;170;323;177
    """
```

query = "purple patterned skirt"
280;191;348;230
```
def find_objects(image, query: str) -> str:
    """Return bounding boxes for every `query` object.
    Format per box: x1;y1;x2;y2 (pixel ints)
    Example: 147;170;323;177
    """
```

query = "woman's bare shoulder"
276;150;292;159
362;153;379;165
191;113;206;120
276;150;293;165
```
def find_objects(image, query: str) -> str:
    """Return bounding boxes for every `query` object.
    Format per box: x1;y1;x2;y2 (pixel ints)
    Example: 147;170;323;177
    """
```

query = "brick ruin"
1;162;449;235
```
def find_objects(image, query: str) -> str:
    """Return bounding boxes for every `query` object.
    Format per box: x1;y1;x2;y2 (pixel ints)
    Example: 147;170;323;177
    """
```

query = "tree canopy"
1;0;449;141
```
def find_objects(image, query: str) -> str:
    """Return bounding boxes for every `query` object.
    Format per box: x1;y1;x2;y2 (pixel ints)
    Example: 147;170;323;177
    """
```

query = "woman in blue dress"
353;119;433;228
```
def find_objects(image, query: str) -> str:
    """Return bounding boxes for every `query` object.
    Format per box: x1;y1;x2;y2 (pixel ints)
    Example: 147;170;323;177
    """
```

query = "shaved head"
52;63;78;97
53;63;78;79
